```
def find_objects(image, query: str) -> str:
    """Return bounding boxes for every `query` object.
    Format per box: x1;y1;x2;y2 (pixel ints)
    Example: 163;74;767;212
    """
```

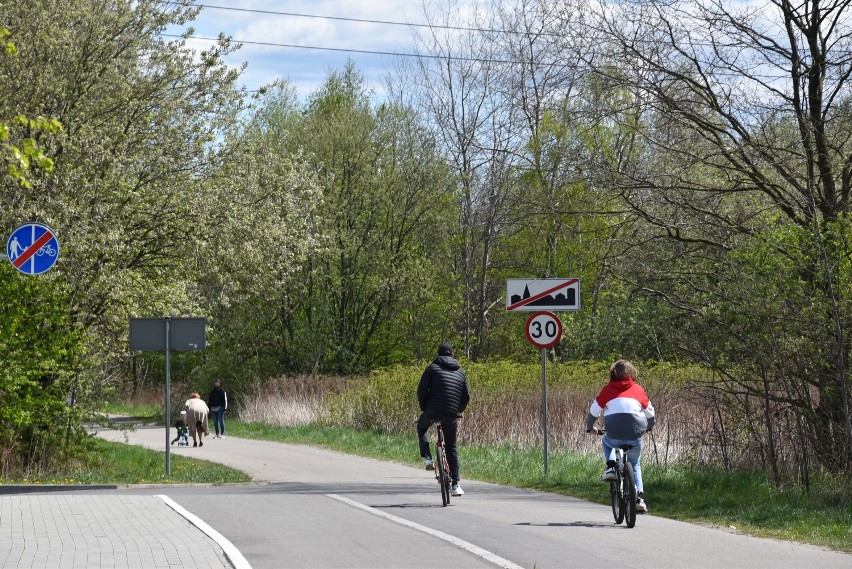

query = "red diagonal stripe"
12;230;54;269
508;278;578;310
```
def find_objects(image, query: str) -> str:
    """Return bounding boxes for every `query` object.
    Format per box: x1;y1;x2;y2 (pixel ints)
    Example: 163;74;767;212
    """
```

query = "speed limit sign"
525;311;563;349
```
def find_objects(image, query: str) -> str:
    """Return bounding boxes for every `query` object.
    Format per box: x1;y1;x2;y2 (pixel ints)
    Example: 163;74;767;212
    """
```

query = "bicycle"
433;422;453;507
595;429;637;528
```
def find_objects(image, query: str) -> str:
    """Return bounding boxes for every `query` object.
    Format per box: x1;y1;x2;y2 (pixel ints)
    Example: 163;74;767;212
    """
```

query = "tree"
409;0;517;360
0;0;246;393
214;65;455;375
194;83;324;383
584;0;852;473
0;27;61;187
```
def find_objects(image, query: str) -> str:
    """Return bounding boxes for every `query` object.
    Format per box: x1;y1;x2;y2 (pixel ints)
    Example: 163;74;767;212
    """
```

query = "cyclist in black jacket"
416;343;470;496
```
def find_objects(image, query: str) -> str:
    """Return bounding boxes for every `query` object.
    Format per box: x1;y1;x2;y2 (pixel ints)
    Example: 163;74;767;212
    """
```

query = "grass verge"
100;402;162;422
1;438;251;486
227;420;852;553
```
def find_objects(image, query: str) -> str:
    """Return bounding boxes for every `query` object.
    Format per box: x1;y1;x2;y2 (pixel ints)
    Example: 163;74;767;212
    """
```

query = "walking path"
0;492;236;569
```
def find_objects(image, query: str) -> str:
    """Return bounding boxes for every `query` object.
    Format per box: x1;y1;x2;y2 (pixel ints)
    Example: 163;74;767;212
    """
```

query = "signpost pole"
130;316;204;478
165;317;171;477
510;280;580;477
541;347;549;476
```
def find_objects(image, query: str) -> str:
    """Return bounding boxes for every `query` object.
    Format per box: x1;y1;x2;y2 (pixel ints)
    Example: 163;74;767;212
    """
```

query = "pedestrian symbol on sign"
6;222;60;275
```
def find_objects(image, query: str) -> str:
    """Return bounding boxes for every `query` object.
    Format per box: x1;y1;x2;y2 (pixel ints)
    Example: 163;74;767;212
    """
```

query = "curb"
0;484;118;495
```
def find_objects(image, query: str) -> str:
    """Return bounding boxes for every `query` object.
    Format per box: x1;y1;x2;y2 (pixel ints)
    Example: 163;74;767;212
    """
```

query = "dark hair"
609;359;638;381
438;342;454;356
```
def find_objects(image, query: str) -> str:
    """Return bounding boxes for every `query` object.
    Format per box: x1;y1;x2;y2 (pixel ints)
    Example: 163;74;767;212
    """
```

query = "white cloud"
181;0;434;99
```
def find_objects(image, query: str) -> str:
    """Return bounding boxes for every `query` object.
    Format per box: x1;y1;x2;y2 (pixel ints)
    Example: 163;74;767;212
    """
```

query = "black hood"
434;355;461;371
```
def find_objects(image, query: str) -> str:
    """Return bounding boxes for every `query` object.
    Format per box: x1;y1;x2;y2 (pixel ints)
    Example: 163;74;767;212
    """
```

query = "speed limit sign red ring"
524;311;563;349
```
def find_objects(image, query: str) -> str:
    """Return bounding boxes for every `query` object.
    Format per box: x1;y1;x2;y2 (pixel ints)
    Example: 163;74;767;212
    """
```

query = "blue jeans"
602;435;644;493
212;407;226;436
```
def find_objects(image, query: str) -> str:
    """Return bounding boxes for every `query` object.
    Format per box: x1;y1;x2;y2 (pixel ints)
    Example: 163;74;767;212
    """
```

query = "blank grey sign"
130;317;206;351
129;318;166;351
169;317;206;351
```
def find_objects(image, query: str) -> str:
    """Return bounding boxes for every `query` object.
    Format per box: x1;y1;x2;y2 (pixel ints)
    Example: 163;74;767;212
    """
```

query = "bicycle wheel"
623;462;637;528
437;446;450;506
610;474;624;523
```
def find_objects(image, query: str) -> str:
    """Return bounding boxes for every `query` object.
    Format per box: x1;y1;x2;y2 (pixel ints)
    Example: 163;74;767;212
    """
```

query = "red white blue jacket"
585;378;655;439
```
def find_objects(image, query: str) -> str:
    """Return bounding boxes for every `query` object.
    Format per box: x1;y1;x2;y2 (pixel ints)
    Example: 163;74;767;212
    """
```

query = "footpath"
0;489;236;569
0;416;244;569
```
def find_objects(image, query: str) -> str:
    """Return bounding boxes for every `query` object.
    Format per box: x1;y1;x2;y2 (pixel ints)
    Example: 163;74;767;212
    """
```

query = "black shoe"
193;442;197;447
199;441;203;447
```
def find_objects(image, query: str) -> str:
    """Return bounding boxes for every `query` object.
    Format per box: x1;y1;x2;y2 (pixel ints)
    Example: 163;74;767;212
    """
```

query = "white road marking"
158;494;253;569
327;494;525;569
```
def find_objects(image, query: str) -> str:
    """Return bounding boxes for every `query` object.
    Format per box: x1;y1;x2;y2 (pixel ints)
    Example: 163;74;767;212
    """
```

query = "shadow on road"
515;521;622;529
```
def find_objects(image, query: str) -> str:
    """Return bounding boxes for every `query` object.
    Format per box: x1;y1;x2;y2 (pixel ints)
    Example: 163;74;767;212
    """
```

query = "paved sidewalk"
0;493;233;569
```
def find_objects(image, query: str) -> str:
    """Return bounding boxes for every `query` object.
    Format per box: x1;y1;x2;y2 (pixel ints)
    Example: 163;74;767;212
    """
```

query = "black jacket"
417;356;470;419
208;386;227;410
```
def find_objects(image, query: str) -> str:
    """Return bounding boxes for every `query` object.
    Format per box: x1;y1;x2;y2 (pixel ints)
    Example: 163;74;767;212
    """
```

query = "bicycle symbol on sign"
36;244;57;257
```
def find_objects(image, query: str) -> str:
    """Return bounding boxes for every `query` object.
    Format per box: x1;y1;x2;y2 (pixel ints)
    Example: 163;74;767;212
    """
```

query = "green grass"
226;420;852;554
100;402;162;423
1;438;251;486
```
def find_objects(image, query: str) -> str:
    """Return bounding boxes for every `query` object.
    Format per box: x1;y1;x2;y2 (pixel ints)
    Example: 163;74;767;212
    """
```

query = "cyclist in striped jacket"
586;359;656;513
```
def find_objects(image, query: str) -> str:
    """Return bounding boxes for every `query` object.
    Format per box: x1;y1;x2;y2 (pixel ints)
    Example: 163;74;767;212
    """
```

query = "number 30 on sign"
524;311;563;349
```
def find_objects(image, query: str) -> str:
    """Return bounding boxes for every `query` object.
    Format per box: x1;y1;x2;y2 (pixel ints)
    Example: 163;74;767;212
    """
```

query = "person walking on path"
208;381;228;438
184;393;210;447
416;342;470;497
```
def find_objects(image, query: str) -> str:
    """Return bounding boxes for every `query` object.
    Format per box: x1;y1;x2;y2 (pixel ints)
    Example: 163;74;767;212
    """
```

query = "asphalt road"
93;423;851;569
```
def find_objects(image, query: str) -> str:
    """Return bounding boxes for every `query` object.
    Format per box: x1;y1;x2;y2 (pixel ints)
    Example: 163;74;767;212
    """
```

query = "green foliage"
203;64;456;379
0;264;85;476
1;438;250;484
323;359;696;433
0;0;247;471
0;28;62;188
323;367;420;432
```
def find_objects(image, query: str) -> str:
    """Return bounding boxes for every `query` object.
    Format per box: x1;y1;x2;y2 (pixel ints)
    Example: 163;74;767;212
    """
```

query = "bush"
0;264;87;477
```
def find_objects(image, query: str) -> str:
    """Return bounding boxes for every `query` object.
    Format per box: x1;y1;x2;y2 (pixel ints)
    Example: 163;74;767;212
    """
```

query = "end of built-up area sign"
506;278;580;312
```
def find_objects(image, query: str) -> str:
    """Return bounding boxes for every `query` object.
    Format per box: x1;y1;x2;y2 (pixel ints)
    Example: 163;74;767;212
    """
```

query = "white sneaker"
451;484;464;496
600;467;616;481
637;498;648;513
424;459;434;470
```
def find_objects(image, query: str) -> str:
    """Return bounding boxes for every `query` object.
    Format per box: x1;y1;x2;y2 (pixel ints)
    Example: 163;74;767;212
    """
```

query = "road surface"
89;423;850;569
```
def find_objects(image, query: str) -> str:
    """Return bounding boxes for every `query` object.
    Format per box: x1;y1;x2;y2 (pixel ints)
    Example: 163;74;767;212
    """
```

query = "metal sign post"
508;279;581;474
165;318;171;475
541;347;549;475
129;317;206;477
524;311;563;475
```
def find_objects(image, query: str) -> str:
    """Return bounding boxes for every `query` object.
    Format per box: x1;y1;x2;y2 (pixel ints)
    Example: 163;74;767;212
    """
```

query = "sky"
172;0;462;101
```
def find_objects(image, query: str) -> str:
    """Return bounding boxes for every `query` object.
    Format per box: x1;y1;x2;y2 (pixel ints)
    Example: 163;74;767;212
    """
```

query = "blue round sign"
6;222;60;275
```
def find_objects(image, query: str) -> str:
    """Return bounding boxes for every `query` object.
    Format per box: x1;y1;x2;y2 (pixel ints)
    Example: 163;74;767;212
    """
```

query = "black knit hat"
438;343;454;356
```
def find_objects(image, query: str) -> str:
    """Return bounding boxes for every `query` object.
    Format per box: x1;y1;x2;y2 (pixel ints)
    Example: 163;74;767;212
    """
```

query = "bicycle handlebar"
589;427;652;435
414;414;464;424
